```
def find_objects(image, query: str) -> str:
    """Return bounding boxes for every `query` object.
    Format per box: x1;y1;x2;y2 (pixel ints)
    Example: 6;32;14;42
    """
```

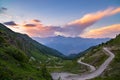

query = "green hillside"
0;23;65;80
78;34;120;80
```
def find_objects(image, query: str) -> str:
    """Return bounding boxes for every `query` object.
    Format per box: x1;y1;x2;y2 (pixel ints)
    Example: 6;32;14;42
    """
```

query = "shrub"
4;46;28;63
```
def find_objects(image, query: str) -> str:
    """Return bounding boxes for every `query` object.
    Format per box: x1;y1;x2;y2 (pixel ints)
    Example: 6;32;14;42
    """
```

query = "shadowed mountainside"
0;23;65;80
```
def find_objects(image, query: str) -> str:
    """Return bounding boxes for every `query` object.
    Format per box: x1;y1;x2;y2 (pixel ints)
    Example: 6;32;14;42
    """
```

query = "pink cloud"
21;20;62;37
80;24;120;38
69;7;120;25
60;7;120;37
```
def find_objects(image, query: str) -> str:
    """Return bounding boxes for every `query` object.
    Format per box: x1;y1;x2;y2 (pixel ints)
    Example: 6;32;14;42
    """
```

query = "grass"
91;49;120;80
47;59;89;74
0;46;52;80
81;47;108;68
91;35;120;80
0;58;52;80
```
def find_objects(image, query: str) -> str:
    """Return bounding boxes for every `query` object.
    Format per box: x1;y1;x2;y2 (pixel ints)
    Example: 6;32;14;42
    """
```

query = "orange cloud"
61;7;120;36
80;24;120;38
69;7;120;25
56;7;120;37
21;20;62;37
24;26;61;37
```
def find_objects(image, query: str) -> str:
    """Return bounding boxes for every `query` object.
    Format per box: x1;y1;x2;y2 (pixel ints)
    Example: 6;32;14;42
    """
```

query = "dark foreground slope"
0;23;64;80
78;34;120;80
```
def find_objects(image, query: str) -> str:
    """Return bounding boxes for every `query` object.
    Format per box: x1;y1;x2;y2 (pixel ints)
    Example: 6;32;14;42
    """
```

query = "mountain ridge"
0;23;65;59
33;36;110;55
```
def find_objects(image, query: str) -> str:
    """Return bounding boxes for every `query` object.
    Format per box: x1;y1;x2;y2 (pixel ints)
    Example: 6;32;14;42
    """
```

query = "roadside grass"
48;59;89;74
92;49;120;80
81;47;108;68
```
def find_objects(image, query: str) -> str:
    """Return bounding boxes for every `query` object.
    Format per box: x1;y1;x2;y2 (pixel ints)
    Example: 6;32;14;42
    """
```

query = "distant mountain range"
33;36;110;55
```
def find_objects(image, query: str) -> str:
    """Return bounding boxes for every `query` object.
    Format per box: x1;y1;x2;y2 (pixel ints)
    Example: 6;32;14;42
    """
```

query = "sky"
0;0;120;38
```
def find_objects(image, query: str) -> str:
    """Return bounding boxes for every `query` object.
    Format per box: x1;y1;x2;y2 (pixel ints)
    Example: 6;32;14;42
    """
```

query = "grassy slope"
78;34;120;80
81;46;108;68
92;34;120;80
48;59;88;74
0;23;65;62
0;23;67;80
0;42;52;80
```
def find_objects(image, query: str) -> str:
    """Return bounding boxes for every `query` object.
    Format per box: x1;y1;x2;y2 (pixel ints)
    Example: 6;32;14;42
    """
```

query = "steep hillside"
0;23;65;61
33;36;109;55
0;23;65;80
78;34;120;80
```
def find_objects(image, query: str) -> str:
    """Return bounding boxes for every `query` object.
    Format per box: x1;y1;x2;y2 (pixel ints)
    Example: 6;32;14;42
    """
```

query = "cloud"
0;7;13;19
59;7;120;37
3;7;120;38
0;7;7;13
23;26;61;37
4;21;17;26
23;24;36;27
1;7;7;11
68;7;120;25
32;19;41;22
54;31;69;37
20;20;62;37
80;24;120;38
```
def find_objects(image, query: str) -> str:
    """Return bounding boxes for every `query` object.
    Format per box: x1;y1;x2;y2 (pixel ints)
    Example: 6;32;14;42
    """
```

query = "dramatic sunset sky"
0;0;120;38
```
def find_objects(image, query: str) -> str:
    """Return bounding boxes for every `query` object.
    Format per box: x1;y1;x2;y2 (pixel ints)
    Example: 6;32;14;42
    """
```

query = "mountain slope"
0;23;65;61
0;23;65;80
78;34;120;80
33;36;110;55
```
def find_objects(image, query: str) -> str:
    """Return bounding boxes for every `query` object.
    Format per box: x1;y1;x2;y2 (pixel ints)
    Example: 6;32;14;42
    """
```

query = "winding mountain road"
51;47;115;80
77;59;96;72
